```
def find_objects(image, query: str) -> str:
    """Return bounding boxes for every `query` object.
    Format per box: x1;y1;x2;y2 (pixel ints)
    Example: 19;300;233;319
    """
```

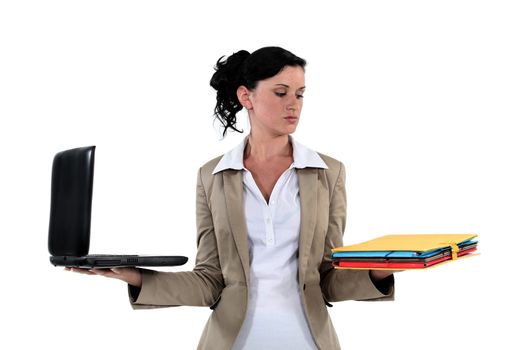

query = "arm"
319;162;395;302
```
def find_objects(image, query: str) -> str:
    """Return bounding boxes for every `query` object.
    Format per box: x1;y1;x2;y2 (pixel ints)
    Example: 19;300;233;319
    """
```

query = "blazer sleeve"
129;167;225;309
319;161;395;302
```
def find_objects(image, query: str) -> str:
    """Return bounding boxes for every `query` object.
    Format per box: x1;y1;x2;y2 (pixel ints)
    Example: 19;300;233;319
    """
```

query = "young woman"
68;46;395;350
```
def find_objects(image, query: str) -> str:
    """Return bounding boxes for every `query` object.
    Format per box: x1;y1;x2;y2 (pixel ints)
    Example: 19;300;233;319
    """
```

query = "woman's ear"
237;86;253;110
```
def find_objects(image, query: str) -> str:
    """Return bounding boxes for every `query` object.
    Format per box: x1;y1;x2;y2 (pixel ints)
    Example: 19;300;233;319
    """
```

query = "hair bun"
209;50;250;137
210;50;250;91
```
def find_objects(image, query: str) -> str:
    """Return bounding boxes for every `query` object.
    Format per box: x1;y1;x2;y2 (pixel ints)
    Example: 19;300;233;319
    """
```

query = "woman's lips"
284;116;298;123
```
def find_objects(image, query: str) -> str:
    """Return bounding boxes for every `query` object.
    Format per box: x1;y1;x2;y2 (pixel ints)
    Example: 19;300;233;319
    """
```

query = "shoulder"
317;152;345;178
197;155;223;185
317;152;343;170
200;155;223;174
315;152;347;200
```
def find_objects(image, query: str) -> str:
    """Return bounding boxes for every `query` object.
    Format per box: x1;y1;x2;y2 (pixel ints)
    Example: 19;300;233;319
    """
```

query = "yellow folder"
332;233;478;253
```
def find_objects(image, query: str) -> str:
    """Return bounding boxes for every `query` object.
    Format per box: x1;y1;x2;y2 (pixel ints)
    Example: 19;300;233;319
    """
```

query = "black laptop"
48;146;188;268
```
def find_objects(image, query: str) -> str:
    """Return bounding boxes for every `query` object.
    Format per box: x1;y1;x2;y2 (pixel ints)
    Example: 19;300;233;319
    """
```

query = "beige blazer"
130;153;394;350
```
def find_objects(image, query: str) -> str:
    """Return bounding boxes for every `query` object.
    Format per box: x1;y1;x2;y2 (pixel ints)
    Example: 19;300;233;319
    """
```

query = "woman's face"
245;65;305;137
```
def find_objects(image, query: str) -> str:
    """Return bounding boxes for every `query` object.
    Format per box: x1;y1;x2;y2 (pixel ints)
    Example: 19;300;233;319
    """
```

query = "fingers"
109;267;132;275
90;268;112;276
91;268;130;280
110;267;123;275
64;266;140;286
64;267;117;277
65;267;96;275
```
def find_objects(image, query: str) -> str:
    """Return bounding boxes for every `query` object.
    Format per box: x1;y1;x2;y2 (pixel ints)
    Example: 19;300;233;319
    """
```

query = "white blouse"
213;136;328;350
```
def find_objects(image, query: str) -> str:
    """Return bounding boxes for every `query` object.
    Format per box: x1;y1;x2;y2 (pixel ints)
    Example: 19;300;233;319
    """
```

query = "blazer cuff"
128;269;164;309
369;272;395;297
128;284;141;302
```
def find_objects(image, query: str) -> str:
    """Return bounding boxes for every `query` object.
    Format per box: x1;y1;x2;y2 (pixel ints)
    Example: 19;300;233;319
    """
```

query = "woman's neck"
244;133;292;162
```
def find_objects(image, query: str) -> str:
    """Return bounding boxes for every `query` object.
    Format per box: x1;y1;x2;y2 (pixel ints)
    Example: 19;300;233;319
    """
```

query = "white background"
1;1;523;349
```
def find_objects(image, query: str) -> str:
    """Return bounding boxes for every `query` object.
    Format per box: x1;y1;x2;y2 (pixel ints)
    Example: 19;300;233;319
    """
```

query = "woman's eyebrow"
274;84;306;90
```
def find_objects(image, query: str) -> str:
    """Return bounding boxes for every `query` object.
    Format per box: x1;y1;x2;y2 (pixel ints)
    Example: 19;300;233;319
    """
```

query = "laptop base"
50;255;188;268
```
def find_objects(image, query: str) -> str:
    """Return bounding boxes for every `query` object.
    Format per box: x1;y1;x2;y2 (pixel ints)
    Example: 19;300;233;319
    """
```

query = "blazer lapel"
297;168;318;287
222;170;251;285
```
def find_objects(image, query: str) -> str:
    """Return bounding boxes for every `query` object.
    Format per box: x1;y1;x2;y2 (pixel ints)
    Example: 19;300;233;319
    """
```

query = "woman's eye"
296;94;304;99
275;92;286;97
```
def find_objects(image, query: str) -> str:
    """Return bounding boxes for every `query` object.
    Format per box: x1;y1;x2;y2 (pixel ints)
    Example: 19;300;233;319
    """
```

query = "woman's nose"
286;99;299;111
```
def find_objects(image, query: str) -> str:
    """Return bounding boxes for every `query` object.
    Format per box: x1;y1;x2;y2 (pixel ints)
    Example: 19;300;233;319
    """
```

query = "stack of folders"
332;234;478;270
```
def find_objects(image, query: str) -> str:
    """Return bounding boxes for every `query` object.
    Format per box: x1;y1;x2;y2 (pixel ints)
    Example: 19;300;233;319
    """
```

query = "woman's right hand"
65;267;142;288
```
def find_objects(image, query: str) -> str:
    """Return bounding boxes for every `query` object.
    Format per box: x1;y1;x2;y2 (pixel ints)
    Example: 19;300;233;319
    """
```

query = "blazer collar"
212;136;328;174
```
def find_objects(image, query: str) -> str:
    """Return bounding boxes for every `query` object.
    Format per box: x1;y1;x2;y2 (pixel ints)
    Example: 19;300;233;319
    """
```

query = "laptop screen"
48;146;95;257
